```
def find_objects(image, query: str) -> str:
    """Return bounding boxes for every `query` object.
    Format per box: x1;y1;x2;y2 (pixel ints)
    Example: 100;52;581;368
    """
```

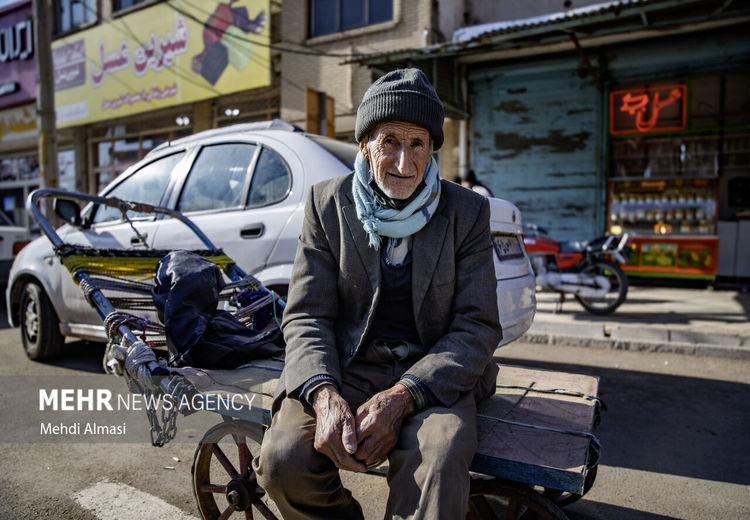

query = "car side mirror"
54;198;82;227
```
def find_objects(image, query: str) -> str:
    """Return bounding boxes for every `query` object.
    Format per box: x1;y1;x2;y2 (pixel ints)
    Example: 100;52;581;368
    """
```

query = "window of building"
309;0;393;37
113;0;149;11
215;97;280;127
90;119;191;194
609;73;750;180
55;0;96;34
608;71;750;239
0;154;39;229
305;88;335;137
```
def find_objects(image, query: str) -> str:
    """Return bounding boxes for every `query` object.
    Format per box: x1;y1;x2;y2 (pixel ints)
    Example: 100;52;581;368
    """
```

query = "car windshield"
306;135;358;170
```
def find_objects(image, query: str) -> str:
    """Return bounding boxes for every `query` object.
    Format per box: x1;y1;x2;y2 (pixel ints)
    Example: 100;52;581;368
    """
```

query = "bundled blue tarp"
153;251;284;369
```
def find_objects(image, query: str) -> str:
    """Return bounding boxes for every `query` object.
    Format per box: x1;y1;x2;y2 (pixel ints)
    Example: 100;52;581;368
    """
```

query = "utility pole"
32;0;58;202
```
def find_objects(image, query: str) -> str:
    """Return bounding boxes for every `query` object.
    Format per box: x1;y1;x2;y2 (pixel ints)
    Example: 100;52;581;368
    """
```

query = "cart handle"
26;188;249;372
27;188;221;253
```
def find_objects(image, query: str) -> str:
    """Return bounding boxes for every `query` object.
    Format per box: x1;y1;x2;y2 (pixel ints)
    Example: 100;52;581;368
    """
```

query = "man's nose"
394;143;412;174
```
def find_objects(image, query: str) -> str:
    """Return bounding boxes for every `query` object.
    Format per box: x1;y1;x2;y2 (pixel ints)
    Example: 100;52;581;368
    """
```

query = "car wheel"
19;282;64;360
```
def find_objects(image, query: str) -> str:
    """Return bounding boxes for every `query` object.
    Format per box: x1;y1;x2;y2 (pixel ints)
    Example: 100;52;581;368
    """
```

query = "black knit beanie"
355;68;445;150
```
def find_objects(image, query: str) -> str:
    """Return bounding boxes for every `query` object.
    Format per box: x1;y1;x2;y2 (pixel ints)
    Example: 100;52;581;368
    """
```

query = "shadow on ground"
566;500;682;520
497;355;750;487
50;340;107;373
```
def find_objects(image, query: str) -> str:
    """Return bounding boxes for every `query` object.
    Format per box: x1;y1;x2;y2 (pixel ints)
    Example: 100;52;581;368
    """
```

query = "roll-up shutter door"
471;59;602;241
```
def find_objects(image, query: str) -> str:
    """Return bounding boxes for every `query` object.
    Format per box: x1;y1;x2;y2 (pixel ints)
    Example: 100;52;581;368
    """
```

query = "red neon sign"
610;84;687;135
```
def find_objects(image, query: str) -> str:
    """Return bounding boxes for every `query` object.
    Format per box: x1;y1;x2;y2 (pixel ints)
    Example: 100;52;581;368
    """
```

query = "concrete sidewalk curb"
523;283;750;360
527;319;750;346
520;328;750;360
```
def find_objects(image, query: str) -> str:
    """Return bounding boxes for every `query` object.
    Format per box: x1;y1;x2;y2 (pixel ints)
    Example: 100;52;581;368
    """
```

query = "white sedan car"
7;120;535;360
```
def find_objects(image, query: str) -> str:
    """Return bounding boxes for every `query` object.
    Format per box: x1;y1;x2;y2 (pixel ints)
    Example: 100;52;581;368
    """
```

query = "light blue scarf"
352;151;441;251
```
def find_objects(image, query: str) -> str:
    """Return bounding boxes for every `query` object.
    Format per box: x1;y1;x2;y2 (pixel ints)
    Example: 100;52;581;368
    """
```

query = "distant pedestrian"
456;170;493;197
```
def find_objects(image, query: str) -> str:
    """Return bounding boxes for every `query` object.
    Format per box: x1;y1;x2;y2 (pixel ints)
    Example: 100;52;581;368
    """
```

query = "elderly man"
253;68;502;519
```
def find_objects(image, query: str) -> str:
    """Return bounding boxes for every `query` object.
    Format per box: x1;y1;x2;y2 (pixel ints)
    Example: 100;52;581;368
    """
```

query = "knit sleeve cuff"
300;375;338;405
399;374;434;411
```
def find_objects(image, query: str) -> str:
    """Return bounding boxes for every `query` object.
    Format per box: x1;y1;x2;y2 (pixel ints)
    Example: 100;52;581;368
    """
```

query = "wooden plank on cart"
170;359;282;426
471;364;600;495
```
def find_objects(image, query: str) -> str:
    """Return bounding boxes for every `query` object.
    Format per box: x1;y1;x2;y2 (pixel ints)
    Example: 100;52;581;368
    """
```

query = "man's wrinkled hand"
354;384;415;467
311;384;367;472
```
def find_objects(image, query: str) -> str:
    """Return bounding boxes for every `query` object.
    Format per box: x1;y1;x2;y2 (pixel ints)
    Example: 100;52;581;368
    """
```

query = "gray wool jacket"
275;173;502;411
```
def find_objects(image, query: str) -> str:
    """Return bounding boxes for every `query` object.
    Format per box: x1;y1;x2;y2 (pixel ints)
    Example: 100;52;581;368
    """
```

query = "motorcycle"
523;224;631;315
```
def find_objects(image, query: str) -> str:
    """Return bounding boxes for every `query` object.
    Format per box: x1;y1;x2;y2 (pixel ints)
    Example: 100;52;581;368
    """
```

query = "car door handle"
130;234;147;244
240;224;265;239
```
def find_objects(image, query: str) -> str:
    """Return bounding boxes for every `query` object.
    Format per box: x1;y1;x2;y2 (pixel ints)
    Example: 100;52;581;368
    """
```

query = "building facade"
357;0;750;281
0;1;44;229
48;0;280;196
13;0;750;281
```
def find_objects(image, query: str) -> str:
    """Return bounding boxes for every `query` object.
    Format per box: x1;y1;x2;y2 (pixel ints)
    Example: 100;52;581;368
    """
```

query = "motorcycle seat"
559;236;610;253
558;240;587;253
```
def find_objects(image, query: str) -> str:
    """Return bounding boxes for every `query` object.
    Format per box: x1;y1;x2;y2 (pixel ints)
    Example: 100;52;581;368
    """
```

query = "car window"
178;143;257;213
247;147;291;208
92;152;184;224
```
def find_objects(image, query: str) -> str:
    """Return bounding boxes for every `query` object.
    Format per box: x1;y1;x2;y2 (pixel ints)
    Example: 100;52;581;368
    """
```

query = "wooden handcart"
28;188;602;520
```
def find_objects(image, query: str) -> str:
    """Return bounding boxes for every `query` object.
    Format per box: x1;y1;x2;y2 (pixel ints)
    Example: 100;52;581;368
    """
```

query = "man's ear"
359;138;369;159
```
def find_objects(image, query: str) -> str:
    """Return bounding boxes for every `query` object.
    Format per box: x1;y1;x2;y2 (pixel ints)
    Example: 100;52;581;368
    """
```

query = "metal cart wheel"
467;477;569;520
192;419;278;520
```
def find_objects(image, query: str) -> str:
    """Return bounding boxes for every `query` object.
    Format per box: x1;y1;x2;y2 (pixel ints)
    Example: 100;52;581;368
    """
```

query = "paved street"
499;341;750;520
1;313;749;519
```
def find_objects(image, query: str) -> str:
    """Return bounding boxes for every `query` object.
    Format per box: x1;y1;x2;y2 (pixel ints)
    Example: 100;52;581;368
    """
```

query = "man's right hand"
310;384;367;473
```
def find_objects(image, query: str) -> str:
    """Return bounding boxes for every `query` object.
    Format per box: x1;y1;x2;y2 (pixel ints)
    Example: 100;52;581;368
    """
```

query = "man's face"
360;121;433;200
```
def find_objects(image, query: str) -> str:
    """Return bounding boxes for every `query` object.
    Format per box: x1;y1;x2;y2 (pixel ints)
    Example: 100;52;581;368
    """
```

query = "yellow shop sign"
52;0;270;127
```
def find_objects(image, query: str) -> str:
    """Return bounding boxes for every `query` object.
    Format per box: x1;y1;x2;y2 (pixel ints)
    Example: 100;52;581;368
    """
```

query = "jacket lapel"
412;200;450;319
340;177;449;320
341;194;380;292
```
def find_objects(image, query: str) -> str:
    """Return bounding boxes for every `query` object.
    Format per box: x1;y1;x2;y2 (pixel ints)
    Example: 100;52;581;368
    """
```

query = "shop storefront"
468;31;749;280
51;0;276;194
356;1;750;282
605;32;750;280
0;1;40;229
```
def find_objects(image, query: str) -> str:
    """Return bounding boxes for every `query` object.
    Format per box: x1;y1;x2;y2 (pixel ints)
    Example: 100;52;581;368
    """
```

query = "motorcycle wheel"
574;259;628;315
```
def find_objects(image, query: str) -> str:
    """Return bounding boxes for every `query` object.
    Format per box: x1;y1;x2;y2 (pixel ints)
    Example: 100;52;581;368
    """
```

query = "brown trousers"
252;342;478;519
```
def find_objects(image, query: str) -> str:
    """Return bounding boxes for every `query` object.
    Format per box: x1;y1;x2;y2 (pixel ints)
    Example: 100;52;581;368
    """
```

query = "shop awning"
350;0;750;67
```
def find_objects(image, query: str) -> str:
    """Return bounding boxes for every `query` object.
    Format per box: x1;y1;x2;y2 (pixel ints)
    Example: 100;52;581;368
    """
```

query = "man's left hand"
354;384;415;467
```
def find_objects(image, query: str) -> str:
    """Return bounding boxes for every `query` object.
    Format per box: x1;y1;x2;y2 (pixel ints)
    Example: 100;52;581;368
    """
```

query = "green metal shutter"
470;59;602;241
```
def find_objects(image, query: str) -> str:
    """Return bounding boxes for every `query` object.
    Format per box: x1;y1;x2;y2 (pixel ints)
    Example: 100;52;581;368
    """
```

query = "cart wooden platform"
176;361;600;519
27;188;601;519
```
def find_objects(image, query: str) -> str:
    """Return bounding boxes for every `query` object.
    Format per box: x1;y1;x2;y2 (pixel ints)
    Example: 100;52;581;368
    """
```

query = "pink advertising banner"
0;1;36;109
